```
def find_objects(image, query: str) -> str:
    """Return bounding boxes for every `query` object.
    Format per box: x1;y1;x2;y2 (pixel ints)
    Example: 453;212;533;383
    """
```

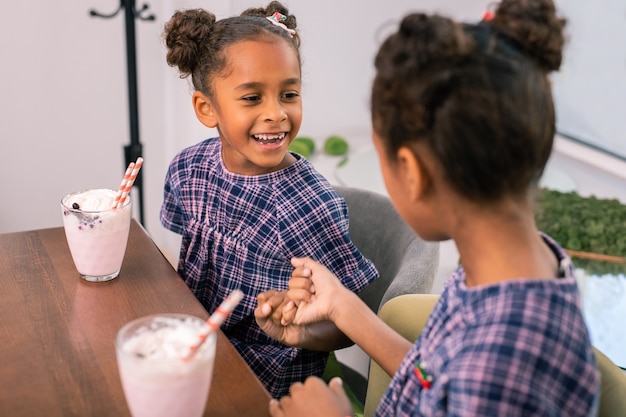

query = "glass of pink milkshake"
115;314;217;417
61;189;132;282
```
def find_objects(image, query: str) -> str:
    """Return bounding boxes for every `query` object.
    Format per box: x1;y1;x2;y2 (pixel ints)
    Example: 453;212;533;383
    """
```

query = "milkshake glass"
61;189;132;282
115;314;216;417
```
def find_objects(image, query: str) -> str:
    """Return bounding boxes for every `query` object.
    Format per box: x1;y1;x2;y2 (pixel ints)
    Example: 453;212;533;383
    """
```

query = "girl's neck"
452;199;559;288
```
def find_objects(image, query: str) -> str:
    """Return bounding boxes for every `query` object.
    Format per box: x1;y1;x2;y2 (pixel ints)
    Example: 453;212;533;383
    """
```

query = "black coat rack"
89;1;155;226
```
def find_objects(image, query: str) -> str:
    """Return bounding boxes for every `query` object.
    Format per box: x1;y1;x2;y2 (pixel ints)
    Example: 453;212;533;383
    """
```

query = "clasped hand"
254;256;339;345
254;257;353;417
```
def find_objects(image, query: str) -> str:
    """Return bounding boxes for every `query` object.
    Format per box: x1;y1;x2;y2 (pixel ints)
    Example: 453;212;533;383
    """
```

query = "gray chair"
334;186;439;312
331;186;440;404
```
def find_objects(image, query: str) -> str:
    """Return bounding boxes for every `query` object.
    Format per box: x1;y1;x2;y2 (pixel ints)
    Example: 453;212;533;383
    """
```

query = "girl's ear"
192;91;218;128
396;146;430;201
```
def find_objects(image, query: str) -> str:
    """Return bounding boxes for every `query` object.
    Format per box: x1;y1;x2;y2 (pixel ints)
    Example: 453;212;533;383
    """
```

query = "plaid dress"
161;137;378;397
376;234;599;416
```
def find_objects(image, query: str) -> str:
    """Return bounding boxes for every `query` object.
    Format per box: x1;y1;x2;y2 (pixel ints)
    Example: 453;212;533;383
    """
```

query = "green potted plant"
535;188;626;274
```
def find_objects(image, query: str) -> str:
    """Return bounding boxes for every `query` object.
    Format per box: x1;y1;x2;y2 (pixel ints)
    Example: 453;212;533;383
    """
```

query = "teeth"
254;133;286;142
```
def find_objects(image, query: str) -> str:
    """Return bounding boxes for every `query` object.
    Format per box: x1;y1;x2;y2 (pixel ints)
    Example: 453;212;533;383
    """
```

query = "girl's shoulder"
167;137;220;182
447;254;584;340
462;275;582;325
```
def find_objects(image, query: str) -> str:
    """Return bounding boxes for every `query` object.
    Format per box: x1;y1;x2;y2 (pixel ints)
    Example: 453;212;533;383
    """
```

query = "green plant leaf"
324;135;349;156
535;188;626;274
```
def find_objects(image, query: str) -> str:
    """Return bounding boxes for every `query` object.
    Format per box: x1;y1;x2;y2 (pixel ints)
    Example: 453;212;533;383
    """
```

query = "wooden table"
0;220;271;417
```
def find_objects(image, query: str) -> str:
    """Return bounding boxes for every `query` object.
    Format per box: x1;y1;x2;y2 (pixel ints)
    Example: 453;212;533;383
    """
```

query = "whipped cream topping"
122;317;209;360
67;189;117;211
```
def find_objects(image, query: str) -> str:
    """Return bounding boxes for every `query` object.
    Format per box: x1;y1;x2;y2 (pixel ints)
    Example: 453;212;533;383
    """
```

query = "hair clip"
482;2;497;21
414;361;433;389
266;11;296;38
269;11;286;22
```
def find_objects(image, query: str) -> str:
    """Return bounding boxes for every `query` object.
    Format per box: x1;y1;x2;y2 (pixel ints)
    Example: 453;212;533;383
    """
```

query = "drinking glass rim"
115;313;216;363
61;189;131;213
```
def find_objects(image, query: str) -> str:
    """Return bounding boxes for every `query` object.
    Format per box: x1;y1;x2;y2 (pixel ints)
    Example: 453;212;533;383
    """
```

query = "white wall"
552;0;626;159
0;0;491;263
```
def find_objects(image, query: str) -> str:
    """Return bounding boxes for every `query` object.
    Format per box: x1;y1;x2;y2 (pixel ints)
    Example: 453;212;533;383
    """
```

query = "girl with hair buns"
255;0;600;415
160;1;378;398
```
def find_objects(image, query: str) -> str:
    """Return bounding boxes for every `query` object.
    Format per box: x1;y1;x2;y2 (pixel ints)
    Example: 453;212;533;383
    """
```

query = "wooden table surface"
0;220;271;417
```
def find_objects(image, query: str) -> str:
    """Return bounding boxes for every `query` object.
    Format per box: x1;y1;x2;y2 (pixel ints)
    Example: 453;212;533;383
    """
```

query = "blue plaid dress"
376;234;599;416
161;137;378;397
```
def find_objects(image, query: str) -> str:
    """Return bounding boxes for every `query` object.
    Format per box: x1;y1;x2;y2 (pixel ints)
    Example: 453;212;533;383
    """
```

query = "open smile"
252;132;287;145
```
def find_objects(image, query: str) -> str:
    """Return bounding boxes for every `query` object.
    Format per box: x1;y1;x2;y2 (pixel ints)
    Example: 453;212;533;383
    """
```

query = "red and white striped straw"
181;289;244;360
112;157;143;210
112;162;134;209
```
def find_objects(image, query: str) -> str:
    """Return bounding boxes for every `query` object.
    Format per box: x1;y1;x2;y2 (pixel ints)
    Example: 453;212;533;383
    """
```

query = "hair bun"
396;14;474;67
490;0;566;71
164;9;216;77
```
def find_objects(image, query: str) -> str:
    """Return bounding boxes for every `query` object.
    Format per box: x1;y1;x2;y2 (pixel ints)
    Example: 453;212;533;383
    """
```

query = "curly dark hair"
163;1;300;96
372;0;566;202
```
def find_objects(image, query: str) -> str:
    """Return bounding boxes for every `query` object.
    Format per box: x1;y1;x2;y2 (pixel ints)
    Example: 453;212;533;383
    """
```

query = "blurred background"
1;0;625;265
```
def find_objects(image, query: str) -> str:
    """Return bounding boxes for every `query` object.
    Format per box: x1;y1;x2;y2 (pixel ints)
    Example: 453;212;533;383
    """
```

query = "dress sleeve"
160;154;186;235
444;296;598;417
279;189;378;293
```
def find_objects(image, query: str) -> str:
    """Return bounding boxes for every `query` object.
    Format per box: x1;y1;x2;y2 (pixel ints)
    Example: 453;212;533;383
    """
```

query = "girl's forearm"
298;320;353;351
331;290;413;378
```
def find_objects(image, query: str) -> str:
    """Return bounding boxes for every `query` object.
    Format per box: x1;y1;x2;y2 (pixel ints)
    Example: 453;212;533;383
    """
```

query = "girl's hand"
275;268;316;327
269;376;352;417
286;257;346;326
254;290;308;346
257;258;356;350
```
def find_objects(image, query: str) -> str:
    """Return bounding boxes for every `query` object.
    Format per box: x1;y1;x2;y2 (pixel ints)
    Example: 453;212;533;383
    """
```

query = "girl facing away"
256;0;600;415
160;2;378;398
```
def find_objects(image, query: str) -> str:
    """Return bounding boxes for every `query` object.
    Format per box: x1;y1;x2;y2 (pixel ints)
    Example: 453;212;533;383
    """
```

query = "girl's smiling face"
193;37;302;176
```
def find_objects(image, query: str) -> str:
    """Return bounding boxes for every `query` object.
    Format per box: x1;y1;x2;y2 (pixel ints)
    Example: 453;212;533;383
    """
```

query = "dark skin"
268;376;352;417
255;131;560;416
256;256;414;417
256;289;352;350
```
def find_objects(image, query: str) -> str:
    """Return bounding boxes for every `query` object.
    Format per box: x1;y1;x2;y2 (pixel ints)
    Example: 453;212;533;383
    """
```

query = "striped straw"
181;289;244;361
112;162;134;209
112;157;143;210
